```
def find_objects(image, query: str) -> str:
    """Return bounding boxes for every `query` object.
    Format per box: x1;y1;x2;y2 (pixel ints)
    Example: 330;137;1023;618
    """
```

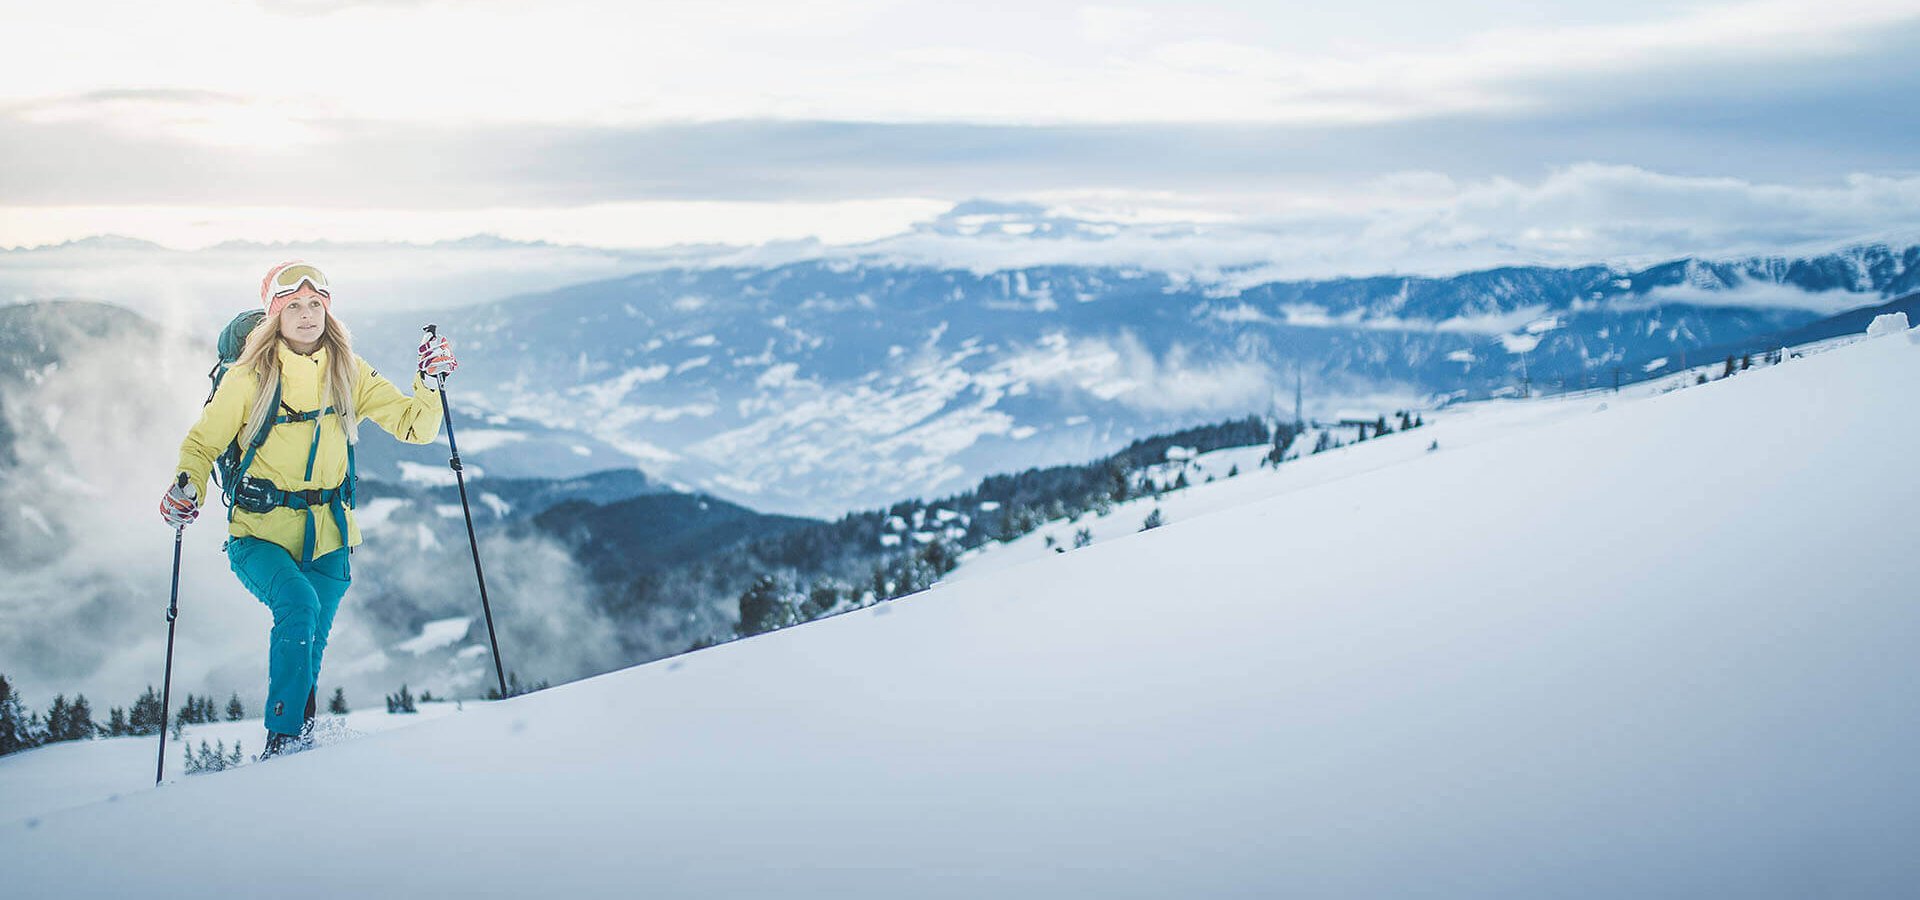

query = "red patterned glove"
419;334;458;378
160;478;199;528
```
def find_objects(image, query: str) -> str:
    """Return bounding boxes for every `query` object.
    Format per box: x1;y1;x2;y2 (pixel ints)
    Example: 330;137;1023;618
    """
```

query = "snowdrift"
7;331;1920;898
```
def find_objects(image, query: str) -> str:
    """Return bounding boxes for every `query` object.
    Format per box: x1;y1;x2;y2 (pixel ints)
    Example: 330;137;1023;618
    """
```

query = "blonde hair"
235;309;361;449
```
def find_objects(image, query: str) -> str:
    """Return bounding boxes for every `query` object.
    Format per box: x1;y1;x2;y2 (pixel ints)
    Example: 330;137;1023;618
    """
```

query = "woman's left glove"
419;334;458;378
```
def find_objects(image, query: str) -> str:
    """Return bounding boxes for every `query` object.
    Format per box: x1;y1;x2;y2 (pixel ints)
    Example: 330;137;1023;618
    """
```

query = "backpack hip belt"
233;475;353;565
214;378;358;565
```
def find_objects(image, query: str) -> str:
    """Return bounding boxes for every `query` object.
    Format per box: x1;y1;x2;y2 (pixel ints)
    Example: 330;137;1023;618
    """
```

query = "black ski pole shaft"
424;325;509;699
156;473;187;785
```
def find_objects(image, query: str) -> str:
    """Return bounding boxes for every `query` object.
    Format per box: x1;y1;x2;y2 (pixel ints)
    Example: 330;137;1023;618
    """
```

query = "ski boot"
259;730;310;761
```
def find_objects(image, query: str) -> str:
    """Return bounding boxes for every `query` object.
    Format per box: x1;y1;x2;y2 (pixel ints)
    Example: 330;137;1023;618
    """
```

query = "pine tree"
386;684;418;714
106;706;129;737
736;574;792;637
45;695;72;744
1105;461;1131;503
801;579;842;620
490;671;544;699
1227;464;1239;478
920;540;957;578
1072;527;1093;549
0;674;38;756
328;687;348;715
188;739;238;774
68;694;94;741
226;693;244;721
129;685;164;736
1140;508;1165;531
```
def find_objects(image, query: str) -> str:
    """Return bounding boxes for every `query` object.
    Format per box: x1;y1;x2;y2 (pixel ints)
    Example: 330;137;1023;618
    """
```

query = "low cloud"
1635;282;1876;315
1000;331;1272;414
0;313;623;712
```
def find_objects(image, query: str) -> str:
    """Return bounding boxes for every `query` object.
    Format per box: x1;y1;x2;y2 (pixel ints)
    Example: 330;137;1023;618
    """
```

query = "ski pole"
424;325;509;699
156;472;187;785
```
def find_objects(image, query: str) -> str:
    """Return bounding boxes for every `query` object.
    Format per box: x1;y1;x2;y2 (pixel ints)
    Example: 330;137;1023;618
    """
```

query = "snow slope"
944;340;1835;581
0;704;464;828
6;329;1920;897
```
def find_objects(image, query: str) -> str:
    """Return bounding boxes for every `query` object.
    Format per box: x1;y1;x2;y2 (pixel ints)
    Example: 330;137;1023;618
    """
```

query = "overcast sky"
2;0;1917;268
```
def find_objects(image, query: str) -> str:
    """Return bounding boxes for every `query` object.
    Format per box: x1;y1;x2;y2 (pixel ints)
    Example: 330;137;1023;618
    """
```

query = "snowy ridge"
5;326;1920;897
367;236;1919;516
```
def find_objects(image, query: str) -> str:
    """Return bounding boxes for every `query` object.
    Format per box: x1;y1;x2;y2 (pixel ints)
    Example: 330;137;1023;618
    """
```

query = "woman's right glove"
159;477;199;528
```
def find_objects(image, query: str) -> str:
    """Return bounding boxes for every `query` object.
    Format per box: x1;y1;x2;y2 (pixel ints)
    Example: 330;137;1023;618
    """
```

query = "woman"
160;261;459;758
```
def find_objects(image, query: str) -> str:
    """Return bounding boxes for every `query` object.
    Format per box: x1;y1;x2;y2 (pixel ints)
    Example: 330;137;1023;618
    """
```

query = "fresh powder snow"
4;332;1918;897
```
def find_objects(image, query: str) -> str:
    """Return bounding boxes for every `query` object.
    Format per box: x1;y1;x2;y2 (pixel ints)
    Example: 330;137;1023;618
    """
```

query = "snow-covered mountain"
7;313;1917;898
364;239;1919;516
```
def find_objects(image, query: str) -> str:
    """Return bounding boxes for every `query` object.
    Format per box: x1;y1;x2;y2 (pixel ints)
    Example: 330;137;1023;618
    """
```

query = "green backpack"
207;310;267;502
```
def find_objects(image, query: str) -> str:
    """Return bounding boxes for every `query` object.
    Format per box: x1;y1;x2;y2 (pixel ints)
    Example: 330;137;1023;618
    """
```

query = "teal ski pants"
226;537;350;736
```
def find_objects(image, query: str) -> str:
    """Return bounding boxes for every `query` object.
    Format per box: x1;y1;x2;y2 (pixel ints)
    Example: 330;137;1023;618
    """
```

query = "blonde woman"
160;261;459;758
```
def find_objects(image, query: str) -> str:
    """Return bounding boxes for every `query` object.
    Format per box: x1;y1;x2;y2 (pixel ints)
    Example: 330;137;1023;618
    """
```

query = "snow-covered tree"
802;579;844;620
0;674;39;756
328;687;349;715
226;693;245;721
737;575;794;637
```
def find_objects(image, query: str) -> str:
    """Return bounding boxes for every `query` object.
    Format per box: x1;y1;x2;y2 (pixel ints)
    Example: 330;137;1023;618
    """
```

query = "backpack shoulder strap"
224;379;282;517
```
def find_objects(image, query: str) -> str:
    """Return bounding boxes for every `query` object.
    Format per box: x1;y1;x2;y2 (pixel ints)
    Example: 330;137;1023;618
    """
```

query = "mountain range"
352;236;1919;515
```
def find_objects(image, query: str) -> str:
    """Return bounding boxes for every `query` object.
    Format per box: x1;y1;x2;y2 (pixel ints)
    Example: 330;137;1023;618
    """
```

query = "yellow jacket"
177;344;444;560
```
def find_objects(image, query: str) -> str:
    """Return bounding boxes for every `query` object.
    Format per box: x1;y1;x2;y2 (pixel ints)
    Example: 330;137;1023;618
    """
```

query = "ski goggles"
265;263;330;301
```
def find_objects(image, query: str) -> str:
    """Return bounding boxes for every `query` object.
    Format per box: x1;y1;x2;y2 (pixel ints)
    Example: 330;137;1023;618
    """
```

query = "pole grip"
172;472;190;539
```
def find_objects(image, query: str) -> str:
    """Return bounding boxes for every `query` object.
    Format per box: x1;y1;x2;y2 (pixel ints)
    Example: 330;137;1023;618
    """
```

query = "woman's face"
278;286;328;350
